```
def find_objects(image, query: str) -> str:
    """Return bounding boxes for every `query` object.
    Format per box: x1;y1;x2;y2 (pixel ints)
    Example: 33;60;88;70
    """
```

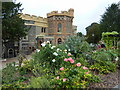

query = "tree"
2;1;28;43
100;3;120;34
2;1;28;57
86;23;101;44
77;32;83;37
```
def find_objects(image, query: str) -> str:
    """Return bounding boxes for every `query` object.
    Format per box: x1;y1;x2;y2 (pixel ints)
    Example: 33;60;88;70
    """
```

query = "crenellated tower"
47;8;74;45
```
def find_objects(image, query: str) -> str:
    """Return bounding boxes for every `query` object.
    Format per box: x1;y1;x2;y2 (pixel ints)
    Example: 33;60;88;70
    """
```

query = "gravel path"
88;69;120;88
0;54;33;69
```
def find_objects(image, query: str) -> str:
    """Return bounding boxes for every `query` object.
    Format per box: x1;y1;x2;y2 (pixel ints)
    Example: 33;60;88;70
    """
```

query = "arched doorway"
58;38;62;44
8;48;14;58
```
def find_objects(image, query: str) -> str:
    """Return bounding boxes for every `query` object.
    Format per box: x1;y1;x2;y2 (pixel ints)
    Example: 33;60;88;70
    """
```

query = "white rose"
115;57;119;61
46;41;50;44
36;49;40;52
57;48;60;52
53;52;58;56
64;49;67;52
51;46;56;49
41;42;46;47
52;59;56;62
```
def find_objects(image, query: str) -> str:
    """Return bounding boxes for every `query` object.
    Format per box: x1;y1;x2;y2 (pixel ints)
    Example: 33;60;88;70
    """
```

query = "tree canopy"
86;23;101;43
86;3;120;44
2;1;28;43
100;3;120;33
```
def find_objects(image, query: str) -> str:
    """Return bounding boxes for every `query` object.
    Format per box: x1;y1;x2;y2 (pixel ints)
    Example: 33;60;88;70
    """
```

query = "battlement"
20;13;47;22
47;8;74;17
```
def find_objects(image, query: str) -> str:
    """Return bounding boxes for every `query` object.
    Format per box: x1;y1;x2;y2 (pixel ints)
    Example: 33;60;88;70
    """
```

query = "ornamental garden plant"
1;35;119;88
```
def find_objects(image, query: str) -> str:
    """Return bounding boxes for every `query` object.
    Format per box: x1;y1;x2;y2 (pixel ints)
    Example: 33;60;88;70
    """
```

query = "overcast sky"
16;0;119;35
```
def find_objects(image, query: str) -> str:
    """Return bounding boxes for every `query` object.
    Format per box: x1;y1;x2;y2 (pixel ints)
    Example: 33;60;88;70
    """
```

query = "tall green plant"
61;36;92;57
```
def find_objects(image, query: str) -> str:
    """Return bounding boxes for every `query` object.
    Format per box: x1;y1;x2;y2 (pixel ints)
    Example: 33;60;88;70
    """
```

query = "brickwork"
47;8;74;45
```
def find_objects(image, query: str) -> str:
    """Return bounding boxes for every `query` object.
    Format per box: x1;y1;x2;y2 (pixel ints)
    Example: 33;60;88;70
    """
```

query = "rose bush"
51;57;100;88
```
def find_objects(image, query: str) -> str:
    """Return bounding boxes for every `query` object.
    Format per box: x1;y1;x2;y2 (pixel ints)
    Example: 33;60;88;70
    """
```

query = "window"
23;36;28;40
41;27;44;32
41;27;46;33
44;28;46;33
58;38;62;44
58;23;62;32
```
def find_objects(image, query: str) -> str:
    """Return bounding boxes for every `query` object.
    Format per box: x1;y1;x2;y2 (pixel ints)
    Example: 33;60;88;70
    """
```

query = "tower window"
58;23;62;32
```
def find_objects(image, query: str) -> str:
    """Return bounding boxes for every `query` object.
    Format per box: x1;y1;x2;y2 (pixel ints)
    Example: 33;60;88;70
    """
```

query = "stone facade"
47;8;74;45
20;9;77;54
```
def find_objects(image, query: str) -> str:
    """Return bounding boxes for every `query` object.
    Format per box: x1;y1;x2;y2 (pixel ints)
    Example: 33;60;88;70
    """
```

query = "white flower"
52;59;56;62
68;49;70;51
36;49;40;52
51;46;56;49
41;42;46;47
21;63;25;66
46;41;50;44
60;50;62;51
53;52;58;56
15;64;19;67
115;57;119;61
57;48;60;52
43;64;45;67
64;49;67;52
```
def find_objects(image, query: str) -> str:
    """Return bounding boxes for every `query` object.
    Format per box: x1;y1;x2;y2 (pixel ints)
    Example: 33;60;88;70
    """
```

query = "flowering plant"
51;57;100;88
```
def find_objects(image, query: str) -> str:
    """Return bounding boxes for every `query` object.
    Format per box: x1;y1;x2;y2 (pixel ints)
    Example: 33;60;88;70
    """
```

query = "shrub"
30;77;50;88
60;36;92;57
90;49;117;74
51;57;100;88
2;62;18;84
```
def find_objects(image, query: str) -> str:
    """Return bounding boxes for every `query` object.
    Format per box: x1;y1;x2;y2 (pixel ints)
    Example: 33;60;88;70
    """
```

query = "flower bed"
1;36;119;88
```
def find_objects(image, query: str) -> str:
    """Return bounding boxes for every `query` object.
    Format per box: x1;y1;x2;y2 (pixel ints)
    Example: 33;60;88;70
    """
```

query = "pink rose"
76;63;81;67
67;53;71;56
85;71;90;74
60;67;64;71
70;59;74;63
63;78;67;82
64;58;68;62
83;66;88;70
67;57;73;61
68;57;74;63
56;76;59;79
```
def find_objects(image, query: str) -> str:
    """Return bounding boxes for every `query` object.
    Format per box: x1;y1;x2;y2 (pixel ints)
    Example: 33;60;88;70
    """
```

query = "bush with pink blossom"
51;57;100;88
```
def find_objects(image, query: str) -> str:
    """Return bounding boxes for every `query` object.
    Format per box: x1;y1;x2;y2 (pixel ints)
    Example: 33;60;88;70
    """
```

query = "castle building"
20;8;77;54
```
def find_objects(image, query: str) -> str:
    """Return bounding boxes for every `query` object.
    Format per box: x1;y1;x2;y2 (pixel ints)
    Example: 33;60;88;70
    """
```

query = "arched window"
58;23;62;32
58;38;62;44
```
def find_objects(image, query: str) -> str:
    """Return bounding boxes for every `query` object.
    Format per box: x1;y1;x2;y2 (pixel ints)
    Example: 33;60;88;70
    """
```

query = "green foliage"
2;1;28;43
2;62;18;84
100;3;120;34
86;23;101;43
33;43;71;73
102;31;119;49
77;32;83;37
2;80;27;88
90;49;117;74
32;63;49;77
60;35;92;57
51;57;100;88
30;77;50;88
117;41;120;67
